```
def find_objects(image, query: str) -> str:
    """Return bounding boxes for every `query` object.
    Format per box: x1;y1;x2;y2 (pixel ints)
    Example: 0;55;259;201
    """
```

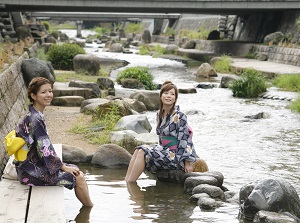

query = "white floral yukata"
136;105;197;173
15;105;76;189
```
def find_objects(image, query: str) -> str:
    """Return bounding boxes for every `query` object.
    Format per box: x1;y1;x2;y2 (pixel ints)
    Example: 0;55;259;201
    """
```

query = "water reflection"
127;181;195;223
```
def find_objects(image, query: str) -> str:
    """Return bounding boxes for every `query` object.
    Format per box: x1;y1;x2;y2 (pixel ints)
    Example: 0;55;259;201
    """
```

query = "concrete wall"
234;10;300;43
0;53;29;175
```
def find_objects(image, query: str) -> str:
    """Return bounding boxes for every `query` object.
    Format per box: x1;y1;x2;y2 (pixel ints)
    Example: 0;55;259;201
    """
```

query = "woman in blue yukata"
125;81;197;182
15;77;93;206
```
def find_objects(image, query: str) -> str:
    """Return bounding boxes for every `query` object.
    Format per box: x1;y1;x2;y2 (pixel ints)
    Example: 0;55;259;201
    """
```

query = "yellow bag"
4;130;28;161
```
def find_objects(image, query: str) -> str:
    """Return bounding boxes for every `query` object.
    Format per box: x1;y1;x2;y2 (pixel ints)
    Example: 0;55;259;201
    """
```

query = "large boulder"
73;54;101;76
129;90;160;111
195;63;218;78
115;114;152;133
239;178;300;221
91;144;132;167
21;57;55;86
109;130;158;154
62;144;88;163
141;30;151;43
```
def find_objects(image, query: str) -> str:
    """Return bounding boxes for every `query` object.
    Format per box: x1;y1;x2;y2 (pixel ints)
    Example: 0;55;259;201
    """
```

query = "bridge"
27;12;181;22
1;0;300;15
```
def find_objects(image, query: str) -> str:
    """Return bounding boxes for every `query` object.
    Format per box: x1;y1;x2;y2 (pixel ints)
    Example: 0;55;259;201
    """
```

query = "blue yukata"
15;105;76;189
136;105;197;173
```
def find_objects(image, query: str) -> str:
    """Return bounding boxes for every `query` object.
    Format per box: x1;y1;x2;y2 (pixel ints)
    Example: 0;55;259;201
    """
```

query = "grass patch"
49;23;76;32
272;74;300;92
290;97;300;113
70;105;121;145
55;71;100;82
213;55;233;73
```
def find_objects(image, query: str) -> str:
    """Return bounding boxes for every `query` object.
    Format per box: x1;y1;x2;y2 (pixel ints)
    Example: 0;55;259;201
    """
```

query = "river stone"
253;211;299;223
182;171;224;187
115;114;152;133
192;184;226;201
239;178;300;221
184;175;219;194
195;63;218;78
97;77;114;90
73;54;101;76
109;130;158;154
198;195;223;210
123;98;147;113
91;144;132;167
62;144;88;163
129;90;160;111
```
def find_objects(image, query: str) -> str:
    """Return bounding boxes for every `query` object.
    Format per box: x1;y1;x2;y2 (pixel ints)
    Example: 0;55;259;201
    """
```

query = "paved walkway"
231;58;300;75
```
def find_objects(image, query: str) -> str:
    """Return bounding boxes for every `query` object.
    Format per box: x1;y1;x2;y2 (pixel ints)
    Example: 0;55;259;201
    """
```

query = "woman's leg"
125;149;145;182
74;172;94;206
125;149;139;181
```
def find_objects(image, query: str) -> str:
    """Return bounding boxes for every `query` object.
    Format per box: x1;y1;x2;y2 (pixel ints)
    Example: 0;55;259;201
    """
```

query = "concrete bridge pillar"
76;20;83;37
152;18;163;35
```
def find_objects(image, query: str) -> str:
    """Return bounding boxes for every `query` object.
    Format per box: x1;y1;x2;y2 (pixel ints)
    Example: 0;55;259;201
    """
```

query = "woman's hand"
61;164;80;177
184;160;193;173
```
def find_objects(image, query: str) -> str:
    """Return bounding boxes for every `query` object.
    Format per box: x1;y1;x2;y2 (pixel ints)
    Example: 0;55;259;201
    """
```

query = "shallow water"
61;30;300;222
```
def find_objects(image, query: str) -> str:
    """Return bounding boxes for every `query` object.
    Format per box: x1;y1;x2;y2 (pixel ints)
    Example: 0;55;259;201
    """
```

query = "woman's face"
31;83;53;110
161;88;176;107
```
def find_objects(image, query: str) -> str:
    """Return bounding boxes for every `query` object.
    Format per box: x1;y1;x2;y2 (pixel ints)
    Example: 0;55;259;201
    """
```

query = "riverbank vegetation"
116;66;157;90
213;55;233;73
70;104;121;144
230;69;267;98
47;43;86;70
272;74;300;113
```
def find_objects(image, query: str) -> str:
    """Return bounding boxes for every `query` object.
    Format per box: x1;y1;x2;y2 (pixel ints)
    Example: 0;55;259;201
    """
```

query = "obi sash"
160;135;178;151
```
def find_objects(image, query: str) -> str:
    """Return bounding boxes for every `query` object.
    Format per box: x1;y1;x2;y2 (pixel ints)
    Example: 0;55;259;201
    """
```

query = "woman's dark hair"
28;77;53;103
157;81;178;127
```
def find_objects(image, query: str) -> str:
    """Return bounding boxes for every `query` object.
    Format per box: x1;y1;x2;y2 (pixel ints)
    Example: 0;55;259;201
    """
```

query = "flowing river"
60;30;300;223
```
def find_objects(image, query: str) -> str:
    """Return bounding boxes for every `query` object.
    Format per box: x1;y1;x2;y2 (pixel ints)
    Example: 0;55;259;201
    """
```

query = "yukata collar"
162;105;180;117
29;104;45;119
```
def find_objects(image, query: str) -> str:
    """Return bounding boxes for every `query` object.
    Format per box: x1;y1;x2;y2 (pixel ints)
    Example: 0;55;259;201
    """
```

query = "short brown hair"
28;77;53;103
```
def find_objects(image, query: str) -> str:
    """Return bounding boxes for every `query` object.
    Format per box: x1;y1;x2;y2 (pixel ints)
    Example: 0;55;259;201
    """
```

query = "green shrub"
50;31;60;39
47;43;86;70
92;26;110;38
125;23;143;34
272;74;300;92
230;69;267;98
213;55;232;73
166;27;176;36
117;66;156;90
41;21;50;31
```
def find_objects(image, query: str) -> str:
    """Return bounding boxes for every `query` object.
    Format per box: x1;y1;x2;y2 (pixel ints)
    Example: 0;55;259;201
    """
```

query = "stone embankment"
0;52;29;174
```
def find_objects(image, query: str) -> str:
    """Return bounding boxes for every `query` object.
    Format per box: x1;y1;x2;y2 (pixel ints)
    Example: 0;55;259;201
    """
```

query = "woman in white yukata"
125;81;197;182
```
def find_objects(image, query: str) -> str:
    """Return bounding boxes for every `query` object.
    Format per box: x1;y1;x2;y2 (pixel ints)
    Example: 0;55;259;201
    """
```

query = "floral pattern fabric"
137;105;197;173
15;105;76;189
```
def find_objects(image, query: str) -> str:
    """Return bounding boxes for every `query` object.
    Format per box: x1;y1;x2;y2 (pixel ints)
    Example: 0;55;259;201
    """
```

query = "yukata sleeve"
176;113;196;163
31;115;63;175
